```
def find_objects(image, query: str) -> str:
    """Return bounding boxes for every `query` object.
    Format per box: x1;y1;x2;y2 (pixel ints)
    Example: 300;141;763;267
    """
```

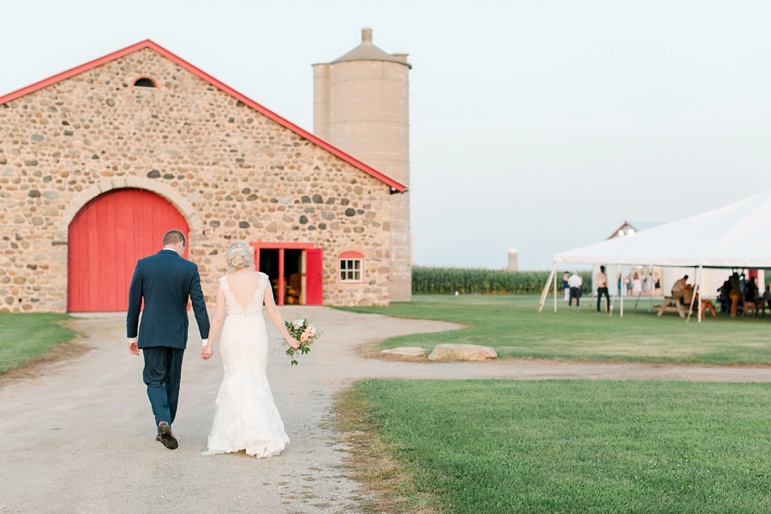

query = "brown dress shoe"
157;421;178;450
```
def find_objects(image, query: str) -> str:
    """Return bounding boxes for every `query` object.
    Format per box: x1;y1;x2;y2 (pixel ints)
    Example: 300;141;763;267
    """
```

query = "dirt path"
2;308;771;513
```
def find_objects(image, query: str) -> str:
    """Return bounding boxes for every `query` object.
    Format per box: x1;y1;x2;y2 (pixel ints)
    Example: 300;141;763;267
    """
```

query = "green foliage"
0;313;75;374
412;266;592;295
355;379;771;513
337;294;771;365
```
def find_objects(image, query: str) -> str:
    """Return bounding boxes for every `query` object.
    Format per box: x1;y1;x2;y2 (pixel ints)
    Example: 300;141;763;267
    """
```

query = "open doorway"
251;243;323;306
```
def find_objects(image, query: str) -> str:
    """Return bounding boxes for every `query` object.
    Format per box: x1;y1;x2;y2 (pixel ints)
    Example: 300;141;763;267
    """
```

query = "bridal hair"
226;242;254;270
163;229;186;247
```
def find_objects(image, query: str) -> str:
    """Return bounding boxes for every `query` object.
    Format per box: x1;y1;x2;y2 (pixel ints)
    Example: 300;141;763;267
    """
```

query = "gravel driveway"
2;307;771;513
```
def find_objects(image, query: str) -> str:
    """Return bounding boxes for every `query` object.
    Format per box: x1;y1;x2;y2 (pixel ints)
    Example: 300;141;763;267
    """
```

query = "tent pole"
697;265;703;323
634;275;643;309
685;268;699;323
538;264;556;313
619;262;624;317
553;265;558;312
686;266;701;323
648;265;654;312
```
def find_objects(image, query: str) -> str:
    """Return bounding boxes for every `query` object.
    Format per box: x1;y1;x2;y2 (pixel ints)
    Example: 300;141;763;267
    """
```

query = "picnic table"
657;296;686;318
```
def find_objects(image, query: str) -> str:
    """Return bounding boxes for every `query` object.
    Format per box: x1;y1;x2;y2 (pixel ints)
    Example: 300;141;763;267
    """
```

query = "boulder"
380;347;428;361
428;344;497;362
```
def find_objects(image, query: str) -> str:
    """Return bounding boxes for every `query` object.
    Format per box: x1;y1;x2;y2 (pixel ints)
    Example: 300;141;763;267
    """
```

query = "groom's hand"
128;341;139;356
201;346;214;360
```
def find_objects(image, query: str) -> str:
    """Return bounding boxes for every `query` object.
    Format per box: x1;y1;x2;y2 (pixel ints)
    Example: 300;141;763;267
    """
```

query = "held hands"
201;345;214;360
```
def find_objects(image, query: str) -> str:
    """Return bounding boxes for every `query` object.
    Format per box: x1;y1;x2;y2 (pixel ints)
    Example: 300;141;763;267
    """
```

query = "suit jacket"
126;249;210;349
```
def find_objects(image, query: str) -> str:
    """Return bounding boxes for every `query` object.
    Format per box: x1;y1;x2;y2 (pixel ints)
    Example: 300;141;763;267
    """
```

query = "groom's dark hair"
163;229;186;247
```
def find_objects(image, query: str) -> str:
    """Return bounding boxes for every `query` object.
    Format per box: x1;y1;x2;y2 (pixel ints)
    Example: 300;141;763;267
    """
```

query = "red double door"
251;244;323;306
68;189;189;312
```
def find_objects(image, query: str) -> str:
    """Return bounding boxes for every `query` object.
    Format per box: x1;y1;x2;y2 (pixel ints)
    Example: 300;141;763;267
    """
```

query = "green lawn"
349;379;771;514
0;313;76;374
338;294;771;365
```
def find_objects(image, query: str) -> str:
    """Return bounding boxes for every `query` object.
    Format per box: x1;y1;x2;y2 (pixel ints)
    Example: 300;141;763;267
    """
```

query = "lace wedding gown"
203;273;290;458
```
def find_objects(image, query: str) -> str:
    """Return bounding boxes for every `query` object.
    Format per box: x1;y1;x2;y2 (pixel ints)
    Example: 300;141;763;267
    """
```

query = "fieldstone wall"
0;47;393;312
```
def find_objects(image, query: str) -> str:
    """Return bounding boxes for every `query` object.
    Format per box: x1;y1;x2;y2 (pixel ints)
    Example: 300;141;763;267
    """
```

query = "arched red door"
68;188;189;312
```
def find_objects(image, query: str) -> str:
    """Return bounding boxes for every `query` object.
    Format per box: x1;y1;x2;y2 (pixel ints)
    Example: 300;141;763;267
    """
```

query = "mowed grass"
0;313;76;374
346;379;771;514
338;294;771;365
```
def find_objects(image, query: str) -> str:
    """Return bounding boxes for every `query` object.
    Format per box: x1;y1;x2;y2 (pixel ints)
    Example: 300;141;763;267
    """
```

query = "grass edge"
334;384;443;514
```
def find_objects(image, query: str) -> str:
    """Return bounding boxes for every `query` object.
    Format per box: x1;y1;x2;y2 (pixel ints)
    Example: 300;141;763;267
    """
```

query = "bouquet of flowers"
283;317;321;365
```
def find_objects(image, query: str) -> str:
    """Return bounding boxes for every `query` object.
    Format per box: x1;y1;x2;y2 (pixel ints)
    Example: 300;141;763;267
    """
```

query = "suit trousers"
142;347;185;427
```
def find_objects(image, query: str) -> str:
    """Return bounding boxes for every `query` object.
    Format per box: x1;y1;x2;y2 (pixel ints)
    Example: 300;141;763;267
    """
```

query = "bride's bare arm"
264;284;300;349
201;285;226;360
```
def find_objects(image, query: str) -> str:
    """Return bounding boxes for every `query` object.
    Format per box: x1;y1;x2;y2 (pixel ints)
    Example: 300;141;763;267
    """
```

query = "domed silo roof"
332;28;411;68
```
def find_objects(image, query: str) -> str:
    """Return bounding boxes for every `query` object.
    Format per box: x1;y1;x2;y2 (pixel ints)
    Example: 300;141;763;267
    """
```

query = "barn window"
339;251;364;283
133;77;157;88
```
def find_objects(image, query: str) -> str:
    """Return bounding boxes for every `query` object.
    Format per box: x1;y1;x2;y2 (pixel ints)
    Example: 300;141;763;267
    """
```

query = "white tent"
540;189;771;320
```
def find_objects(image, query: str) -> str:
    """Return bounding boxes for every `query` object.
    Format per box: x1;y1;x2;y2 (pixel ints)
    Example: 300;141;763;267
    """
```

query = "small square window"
340;259;362;282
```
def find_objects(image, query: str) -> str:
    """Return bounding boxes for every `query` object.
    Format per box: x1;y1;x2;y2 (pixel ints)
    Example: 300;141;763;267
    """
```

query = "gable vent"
133;77;157;88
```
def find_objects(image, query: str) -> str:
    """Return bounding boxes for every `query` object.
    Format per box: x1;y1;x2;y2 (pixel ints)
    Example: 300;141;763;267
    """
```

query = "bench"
657;296;686;318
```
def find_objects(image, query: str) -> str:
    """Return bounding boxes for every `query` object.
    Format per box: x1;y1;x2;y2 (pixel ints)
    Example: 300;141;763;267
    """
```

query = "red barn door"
68;189;188;312
305;248;323;305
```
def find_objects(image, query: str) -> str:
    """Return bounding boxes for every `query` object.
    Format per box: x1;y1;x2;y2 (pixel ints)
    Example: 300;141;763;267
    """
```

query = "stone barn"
0;38;409;312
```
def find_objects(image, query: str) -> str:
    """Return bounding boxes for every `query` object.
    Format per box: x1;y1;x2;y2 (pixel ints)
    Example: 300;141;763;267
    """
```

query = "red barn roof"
0;39;407;192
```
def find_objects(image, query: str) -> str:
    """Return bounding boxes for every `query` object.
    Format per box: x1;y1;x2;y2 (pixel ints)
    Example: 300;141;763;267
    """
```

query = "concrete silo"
313;28;412;301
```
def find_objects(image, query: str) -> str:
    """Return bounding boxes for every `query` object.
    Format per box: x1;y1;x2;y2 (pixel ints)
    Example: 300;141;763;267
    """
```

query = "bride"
201;242;300;458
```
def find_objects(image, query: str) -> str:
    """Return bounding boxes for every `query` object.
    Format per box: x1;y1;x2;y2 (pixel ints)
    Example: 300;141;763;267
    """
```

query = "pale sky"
2;0;770;269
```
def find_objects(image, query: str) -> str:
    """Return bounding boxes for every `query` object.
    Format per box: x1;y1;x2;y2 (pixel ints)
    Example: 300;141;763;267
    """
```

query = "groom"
127;229;210;450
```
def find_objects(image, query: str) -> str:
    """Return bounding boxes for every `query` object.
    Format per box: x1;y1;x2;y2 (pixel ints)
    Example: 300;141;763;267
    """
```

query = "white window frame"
339;258;363;283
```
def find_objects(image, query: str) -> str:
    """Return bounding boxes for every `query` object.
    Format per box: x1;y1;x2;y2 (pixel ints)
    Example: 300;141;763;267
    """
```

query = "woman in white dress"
631;272;642;296
201;242;299;458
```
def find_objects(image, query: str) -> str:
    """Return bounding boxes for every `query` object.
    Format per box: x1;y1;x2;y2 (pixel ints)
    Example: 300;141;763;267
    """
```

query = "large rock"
428;344;497;362
380;347;428;361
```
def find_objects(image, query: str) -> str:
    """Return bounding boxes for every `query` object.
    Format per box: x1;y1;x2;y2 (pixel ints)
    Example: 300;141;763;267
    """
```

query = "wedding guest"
744;277;759;316
671;275;688;305
729;272;741;317
595;266;610;313
718;278;731;313
568;272;583;307
631;272;642;296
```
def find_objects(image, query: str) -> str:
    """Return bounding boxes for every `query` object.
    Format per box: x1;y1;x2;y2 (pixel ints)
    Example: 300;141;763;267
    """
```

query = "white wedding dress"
203;273;290;458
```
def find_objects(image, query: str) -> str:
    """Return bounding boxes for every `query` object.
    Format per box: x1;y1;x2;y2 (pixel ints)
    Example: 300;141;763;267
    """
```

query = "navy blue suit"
127;249;210;428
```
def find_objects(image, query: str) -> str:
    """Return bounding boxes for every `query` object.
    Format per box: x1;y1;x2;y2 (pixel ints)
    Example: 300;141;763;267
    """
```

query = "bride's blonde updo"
226;242;254;270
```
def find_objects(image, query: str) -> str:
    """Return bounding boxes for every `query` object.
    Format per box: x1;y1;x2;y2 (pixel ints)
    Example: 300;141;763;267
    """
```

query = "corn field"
412;267;593;295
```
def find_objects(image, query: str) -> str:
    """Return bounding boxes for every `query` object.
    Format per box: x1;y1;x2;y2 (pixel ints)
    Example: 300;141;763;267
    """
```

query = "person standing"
568;271;583;307
562;272;570;305
729;272;741;317
595;265;610;312
631;272;642;296
127;229;211;450
201;242;300;458
744;277;759;315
